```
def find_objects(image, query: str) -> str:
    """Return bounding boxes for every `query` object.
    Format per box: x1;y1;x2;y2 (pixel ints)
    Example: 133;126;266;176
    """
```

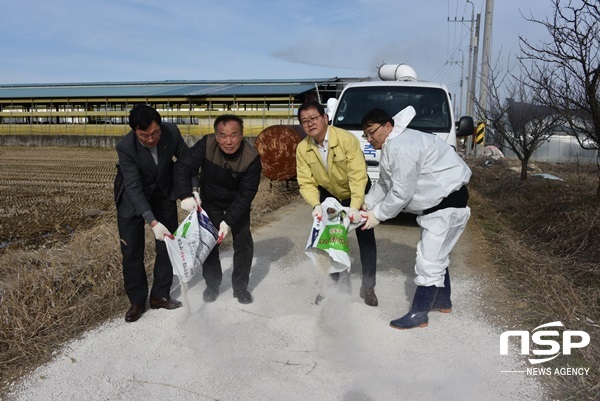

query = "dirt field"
0;147;117;249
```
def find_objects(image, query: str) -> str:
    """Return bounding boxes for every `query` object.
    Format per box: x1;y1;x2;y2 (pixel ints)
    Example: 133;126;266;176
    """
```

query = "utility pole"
464;0;476;119
468;13;481;120
446;49;465;117
476;0;494;156
447;3;477;119
479;0;494;115
458;49;465;117
465;12;481;157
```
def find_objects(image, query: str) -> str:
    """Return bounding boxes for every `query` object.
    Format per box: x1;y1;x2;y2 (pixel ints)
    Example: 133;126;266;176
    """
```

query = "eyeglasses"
300;115;322;126
362;124;383;140
136;128;161;140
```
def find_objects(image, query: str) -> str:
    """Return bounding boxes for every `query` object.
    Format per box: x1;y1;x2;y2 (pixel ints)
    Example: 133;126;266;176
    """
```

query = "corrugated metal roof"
0;79;337;99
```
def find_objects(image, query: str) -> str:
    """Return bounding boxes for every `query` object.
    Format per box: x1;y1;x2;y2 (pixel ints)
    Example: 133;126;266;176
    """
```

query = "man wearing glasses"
359;107;471;330
114;104;188;322
295;100;378;307
175;115;261;305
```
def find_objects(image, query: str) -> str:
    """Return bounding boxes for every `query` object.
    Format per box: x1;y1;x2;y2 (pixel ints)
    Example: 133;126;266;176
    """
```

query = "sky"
1;0;553;98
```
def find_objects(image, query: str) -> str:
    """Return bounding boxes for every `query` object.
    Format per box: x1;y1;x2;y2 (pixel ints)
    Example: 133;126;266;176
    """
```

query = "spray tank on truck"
326;63;474;181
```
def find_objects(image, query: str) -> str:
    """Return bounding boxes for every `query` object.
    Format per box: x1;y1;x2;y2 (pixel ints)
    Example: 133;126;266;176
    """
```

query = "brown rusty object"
254;125;306;181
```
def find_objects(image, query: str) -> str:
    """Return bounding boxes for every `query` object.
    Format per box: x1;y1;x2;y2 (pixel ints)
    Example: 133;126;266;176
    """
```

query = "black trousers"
318;182;377;288
117;195;178;306
202;205;253;291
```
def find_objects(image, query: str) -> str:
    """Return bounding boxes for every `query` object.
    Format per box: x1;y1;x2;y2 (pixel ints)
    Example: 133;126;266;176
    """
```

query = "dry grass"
468;157;599;400
0;222;124;387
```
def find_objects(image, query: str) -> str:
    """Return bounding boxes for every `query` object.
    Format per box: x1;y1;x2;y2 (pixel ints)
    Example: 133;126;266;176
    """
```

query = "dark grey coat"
114;122;188;219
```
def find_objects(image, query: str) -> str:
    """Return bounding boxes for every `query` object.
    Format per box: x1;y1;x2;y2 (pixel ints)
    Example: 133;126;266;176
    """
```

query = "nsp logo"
500;321;590;364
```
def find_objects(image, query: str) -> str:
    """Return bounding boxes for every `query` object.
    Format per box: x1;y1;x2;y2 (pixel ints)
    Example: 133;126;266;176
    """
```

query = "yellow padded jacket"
296;126;368;210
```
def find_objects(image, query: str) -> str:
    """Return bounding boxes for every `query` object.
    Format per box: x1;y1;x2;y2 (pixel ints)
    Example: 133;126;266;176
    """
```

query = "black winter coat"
174;134;261;227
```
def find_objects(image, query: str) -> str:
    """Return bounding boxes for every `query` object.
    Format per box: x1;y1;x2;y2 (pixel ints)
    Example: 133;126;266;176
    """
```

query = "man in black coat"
114;105;188;322
175;114;261;304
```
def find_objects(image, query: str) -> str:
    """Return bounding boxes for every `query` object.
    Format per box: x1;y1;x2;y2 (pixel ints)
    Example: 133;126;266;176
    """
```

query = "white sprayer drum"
378;64;418;81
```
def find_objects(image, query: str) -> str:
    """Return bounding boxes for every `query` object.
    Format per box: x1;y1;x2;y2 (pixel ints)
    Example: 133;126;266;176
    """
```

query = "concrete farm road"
8;199;544;401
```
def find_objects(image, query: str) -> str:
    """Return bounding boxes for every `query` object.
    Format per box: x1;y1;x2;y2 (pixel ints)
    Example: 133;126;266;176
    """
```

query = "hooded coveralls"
364;107;471;287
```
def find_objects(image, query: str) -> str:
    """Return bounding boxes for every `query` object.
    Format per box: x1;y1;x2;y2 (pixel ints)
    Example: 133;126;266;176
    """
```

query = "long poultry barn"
0;76;370;180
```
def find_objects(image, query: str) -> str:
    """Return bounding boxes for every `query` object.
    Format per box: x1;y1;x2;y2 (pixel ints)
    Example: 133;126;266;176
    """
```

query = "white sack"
166;209;218;283
305;197;365;274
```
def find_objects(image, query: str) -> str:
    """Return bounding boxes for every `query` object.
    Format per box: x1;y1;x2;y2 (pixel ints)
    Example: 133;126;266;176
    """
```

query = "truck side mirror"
456;116;474;137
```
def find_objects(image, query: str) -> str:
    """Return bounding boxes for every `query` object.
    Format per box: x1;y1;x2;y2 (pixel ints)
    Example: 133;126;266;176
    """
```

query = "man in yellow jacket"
296;100;378;306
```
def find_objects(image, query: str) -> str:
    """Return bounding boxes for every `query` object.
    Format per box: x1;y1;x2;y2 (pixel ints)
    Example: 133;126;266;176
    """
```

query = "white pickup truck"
326;64;474;180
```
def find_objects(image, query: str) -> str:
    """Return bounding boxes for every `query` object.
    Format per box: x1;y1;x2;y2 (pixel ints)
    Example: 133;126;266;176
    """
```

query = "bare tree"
480;65;561;179
519;0;600;190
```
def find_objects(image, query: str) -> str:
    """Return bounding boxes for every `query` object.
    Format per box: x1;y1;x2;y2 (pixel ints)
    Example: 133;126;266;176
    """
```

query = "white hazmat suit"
364;106;471;287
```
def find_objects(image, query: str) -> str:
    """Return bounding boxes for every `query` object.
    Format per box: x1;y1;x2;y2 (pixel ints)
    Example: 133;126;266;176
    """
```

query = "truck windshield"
331;86;451;132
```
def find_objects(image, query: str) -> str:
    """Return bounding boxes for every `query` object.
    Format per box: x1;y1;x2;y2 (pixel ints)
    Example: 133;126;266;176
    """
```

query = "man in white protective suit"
359;107;471;330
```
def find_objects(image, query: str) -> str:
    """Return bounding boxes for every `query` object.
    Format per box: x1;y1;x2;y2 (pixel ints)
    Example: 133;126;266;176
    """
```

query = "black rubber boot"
431;270;452;313
390;286;438;330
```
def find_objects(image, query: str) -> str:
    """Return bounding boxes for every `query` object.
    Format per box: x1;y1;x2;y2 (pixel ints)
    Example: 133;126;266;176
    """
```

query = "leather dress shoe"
203;286;219;303
149;297;182;310
360;286;379;307
125;304;146;322
233;289;253;304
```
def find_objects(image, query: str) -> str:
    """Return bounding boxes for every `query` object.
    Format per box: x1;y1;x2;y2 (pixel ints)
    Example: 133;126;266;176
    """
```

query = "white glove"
180;197;198;213
152;222;174;241
361;211;380;230
348;207;361;223
193;190;201;207
312;204;323;221
360;203;369;211
217;221;230;244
